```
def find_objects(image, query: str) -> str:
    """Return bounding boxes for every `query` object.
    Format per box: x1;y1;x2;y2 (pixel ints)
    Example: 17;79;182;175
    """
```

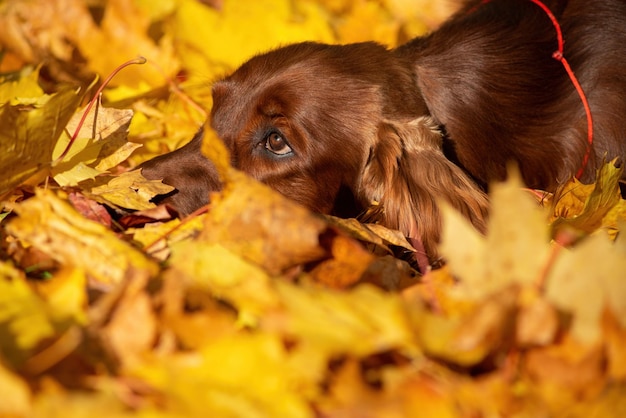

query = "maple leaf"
546;231;626;344
169;241;280;319
2;1;625;417
88;170;174;211
51;98;135;186
200;170;329;275
0;84;83;195
0;262;55;350
551;161;624;238
171;0;334;82
6;189;159;285
439;168;551;300
130;334;312;418
0;361;31;417
0;66;47;106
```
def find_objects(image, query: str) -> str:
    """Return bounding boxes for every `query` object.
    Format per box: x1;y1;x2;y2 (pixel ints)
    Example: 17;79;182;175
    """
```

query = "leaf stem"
54;56;147;164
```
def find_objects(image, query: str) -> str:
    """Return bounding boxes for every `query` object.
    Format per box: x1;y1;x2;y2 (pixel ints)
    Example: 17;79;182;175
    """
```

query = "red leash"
471;0;594;179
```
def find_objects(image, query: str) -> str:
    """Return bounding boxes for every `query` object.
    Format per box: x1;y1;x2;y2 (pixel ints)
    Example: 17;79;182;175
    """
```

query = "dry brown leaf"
99;273;156;367
602;309;626;380
525;337;606;400
310;234;376;288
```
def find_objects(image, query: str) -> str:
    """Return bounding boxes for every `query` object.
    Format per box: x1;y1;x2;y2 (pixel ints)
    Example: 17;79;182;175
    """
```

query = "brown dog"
140;0;626;267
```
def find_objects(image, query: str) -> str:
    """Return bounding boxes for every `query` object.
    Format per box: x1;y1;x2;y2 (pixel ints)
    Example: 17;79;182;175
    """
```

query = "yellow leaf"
32;387;135;418
440;169;551;299
438;201;486;287
324;215;417;254
525;337;606;400
324;216;389;251
547;232;626;343
485;170;551;286
35;267;88;325
0;0;94;64
0;262;55;349
201;170;328;275
0;65;46;105
335;0;399;46
131;334;312;418
417;286;518;367
100;274;156;367
78;0;180;88
0;86;83;195
52;161;103;187
6;189;158;285
51;101;134;186
383;0;459;35
89;170;174;211
603;309;626;380
551;162;623;235
169;241;280;318
0;361;31;417
364;222;417;252
171;0;334;81
128;214;205;259
269;282;419;358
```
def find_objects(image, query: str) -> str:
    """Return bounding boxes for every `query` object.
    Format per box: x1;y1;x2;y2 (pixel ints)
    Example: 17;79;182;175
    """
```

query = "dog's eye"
264;131;292;156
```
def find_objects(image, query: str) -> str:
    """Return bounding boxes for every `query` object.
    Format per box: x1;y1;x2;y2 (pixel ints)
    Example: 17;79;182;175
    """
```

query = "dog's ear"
358;116;489;267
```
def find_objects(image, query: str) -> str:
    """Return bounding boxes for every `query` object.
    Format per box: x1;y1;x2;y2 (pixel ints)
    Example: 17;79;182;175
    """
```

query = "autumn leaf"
200;170;329;275
169;241;280;319
267;281;420;359
0;262;56;350
129;334;313;418
51;98;135;186
0;84;84;195
171;0;334;81
87;170;174;211
546;230;626;344
439;168;551;300
6;189;159;285
1;1;626;417
0;361;31;417
0;66;47;105
551;161;624;238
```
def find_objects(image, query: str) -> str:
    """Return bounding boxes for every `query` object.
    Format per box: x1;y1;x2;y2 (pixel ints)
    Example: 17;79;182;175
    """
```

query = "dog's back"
396;0;626;190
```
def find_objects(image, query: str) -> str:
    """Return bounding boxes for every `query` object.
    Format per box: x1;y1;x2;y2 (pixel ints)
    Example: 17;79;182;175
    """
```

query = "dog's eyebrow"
258;98;284;117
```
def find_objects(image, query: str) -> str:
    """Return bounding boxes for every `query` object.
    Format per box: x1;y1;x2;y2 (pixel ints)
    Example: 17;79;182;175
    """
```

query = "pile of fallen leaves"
1;1;625;417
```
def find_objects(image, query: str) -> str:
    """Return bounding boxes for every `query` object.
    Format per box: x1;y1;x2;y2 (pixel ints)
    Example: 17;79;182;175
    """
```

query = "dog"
140;0;626;268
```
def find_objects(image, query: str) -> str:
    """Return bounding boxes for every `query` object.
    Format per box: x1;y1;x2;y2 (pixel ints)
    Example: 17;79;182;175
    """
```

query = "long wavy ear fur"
359;116;489;268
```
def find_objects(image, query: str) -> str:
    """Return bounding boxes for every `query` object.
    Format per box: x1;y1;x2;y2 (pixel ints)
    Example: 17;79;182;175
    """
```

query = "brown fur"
140;0;626;267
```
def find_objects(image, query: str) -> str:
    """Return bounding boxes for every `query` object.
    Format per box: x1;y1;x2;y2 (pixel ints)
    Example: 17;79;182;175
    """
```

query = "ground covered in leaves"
1;0;625;417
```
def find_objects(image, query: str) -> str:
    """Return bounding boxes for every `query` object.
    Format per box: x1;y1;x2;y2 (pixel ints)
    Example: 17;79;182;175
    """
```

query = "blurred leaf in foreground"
200;169;329;275
169;241;280;319
0;262;55;350
6;189;158;285
130;334;312;418
0;360;31;417
440;168;551;299
547;230;626;344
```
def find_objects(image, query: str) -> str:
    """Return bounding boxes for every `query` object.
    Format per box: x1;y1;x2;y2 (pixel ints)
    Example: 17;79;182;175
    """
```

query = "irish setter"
140;0;626;268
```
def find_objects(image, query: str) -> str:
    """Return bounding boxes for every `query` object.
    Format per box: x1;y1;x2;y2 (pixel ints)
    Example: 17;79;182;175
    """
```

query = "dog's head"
209;41;488;266
210;42;424;212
